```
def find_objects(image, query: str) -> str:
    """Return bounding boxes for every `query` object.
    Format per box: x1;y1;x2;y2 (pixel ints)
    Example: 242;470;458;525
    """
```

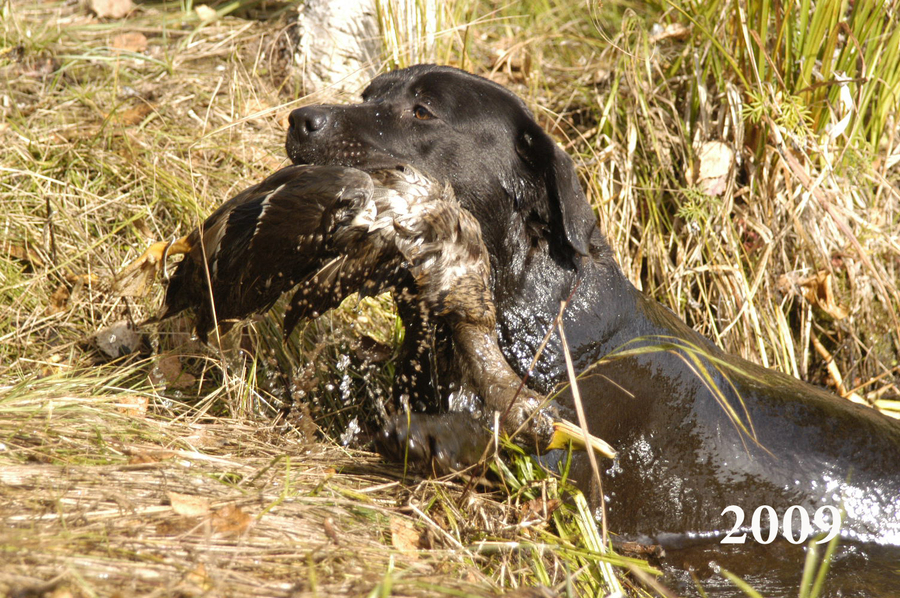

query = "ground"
2;0;899;596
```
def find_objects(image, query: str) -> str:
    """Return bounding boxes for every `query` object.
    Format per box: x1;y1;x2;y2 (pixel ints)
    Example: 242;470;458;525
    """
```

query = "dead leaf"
211;505;252;534
520;497;560;522
108;102;153;126
128;448;173;464
167;492;211;517
150;354;196;389
111;32;148;53
116;394;149;418
3;240;46;270
323;516;339;543
133;217;153;240
194;4;217;21
184;563;211;588
694;140;734;196
89;0;134;19
389;516;423;558
45;285;70;315
799;271;850;320
650;22;691;43
95;320;143;358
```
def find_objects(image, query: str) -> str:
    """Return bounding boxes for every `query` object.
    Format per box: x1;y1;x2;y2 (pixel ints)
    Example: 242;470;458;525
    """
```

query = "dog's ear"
546;145;595;257
516;130;595;257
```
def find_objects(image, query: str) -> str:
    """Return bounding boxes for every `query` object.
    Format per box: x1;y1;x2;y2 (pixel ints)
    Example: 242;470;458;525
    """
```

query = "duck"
114;164;613;463
116;165;453;338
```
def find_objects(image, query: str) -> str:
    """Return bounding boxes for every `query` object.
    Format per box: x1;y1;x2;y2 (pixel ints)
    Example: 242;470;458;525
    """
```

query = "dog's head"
286;64;596;269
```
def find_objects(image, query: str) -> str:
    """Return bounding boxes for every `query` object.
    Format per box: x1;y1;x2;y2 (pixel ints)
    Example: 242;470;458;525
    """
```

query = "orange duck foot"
113;236;192;296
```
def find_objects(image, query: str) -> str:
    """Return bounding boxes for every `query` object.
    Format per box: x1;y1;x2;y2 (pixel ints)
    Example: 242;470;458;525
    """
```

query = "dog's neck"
487;225;642;391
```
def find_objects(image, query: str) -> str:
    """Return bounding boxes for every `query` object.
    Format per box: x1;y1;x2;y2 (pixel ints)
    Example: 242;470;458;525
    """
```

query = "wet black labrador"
286;65;900;594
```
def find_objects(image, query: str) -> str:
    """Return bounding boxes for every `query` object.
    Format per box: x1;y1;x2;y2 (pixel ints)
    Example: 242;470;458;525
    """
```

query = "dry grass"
0;395;523;597
0;2;651;595
2;0;900;596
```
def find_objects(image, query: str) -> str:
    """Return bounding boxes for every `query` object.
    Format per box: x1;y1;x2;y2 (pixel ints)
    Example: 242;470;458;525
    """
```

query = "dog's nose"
289;106;330;135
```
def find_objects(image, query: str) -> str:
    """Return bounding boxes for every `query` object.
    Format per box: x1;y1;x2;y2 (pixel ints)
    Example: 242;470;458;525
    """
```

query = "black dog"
286;65;900;582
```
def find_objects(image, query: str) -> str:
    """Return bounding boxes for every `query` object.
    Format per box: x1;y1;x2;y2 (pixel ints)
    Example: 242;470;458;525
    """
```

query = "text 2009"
720;505;841;545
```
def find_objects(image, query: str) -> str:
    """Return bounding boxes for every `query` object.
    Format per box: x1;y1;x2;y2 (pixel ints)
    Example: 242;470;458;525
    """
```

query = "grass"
1;0;899;596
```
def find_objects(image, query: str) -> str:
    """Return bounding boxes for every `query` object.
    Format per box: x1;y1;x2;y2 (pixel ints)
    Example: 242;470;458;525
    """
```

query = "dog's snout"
289;107;330;136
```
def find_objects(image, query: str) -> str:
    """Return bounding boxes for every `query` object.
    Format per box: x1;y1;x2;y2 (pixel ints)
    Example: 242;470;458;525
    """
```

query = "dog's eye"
413;105;435;120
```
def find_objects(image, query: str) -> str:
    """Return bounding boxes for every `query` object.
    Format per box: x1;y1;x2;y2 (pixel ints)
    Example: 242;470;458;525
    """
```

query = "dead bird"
115;164;612;469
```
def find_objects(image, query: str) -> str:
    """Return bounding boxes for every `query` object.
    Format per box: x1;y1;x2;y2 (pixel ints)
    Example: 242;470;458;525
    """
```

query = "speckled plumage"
155;162;557;453
159;164;476;341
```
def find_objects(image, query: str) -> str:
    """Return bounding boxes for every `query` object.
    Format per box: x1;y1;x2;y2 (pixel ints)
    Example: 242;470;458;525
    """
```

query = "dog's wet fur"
286;65;900;596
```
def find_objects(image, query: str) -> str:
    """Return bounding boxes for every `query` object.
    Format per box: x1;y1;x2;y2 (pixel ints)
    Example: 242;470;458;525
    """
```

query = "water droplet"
339;417;361;446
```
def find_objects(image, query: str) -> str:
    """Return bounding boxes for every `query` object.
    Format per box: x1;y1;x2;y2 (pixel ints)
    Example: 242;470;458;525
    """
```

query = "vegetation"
1;0;898;596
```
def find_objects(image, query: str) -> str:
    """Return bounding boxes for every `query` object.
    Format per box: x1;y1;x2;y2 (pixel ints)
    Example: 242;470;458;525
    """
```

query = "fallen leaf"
195;4;217;21
111;31;148;53
650;22;691;43
167;492;210;517
390;516;423;558
323;516;339;543
95;320;143;358
150;354;196;389
211;505;252;534
89;0;134;19
45;284;70;315
108;102;153;126
118;394;150;417
799;271;850;320
694;140;734;196
128;448;174;464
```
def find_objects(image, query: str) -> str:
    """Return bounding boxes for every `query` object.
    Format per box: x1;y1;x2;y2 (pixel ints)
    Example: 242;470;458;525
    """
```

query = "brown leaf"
3;240;46;270
45;285;70;315
95;320;143;358
150;354;196;389
111;32;148;53
389;516;424;558
118;394;149;417
694;140;734;197
799;271;850;320
650;22;691;43
323;516;339;543
211;505;252;534
89;0;134;19
128;449;173;464
110;102;153;126
167;492;210;517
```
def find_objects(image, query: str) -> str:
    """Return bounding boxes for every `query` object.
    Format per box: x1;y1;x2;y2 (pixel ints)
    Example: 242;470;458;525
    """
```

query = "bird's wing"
160;165;374;340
